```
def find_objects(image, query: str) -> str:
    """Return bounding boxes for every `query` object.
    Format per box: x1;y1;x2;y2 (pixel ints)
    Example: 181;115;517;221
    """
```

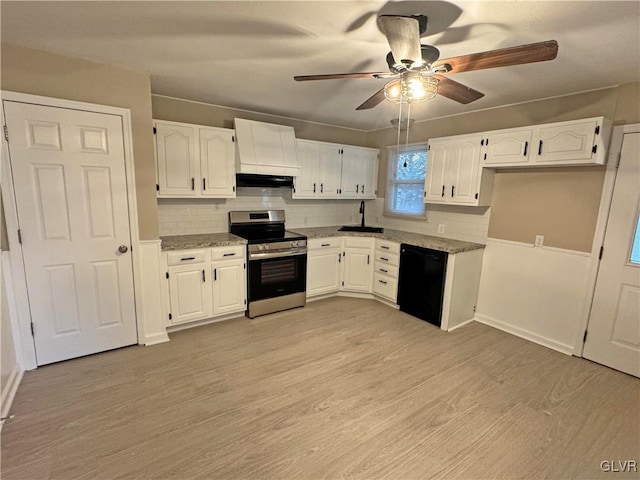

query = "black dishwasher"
397;244;448;327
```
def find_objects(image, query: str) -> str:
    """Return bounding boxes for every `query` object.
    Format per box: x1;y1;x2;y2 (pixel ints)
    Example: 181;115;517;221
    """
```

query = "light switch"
535;235;544;247
438;224;445;234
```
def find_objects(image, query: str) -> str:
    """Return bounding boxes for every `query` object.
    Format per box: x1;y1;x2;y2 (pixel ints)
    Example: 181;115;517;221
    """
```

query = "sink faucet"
359;200;365;228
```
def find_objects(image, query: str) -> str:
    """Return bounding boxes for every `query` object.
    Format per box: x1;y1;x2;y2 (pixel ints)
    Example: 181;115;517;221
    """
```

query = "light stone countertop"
160;233;247;251
290;226;485;254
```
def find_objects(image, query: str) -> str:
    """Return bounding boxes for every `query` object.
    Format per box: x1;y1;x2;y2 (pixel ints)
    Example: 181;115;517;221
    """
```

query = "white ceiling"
2;1;639;130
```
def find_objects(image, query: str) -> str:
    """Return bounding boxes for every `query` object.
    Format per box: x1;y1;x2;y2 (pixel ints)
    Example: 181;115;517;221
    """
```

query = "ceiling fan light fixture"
384;73;438;104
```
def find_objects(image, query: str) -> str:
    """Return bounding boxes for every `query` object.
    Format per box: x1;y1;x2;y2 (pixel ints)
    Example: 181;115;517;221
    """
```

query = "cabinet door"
424;139;449;203
483;128;532;166
450;135;483;205
361;149;379;198
343;248;373;292
532;118;599;164
168;264;212;324
155;121;198;197
307;248;341;296
340;146;363;198
200;126;236;198
319;143;342;198
294;139;320;198
212;259;246;315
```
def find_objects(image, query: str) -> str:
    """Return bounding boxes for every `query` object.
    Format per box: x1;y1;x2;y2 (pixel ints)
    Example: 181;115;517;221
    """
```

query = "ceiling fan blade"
356;86;387;110
379;15;423;66
433;40;558;74
434;75;484;104
294;72;391;81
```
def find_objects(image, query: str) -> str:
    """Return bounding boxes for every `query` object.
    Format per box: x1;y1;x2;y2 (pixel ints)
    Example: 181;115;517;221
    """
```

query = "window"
385;144;428;217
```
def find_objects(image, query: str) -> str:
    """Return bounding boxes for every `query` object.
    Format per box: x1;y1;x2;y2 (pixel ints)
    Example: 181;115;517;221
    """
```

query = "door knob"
118;245;129;254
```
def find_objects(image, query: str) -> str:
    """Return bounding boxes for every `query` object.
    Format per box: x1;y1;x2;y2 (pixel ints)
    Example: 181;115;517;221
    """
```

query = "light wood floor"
2;297;639;479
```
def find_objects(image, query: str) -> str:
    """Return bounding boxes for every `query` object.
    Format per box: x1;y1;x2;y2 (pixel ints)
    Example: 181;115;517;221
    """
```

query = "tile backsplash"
157;189;490;244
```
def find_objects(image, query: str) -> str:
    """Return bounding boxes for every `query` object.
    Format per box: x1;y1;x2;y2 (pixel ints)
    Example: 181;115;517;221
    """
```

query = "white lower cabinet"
372;240;400;302
212;258;247;315
307;238;342;297
342;238;374;293
164;246;246;326
167;263;213;324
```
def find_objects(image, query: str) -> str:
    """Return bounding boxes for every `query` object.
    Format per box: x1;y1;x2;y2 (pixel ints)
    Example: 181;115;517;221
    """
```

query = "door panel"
294;139;320;198
4;101;137;365
155;122;197;196
424;140;447;203
199;127;235;197
307;249;341;296
451;136;482;205
583;132;640;377
168;264;212;324
319;144;342;198
212;260;246;315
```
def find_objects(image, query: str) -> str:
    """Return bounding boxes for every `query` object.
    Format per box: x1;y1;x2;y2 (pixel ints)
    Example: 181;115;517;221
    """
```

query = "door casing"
573;123;640;356
1;91;144;370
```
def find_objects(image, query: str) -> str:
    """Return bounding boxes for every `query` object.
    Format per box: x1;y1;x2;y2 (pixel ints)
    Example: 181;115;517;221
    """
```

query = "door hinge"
427;144;430;151
481;138;484;146
165;272;169;279
595;125;600;135
244;299;247;305
243;262;246;269
17;229;22;244
592;145;597;154
583;330;588;343
232;135;235;143
168;313;172;320
475;193;479;200
3;125;8;141
30;322;34;336
153;126;157;135
156;184;160;191
341;281;344;287
293;187;296;193
599;246;604;260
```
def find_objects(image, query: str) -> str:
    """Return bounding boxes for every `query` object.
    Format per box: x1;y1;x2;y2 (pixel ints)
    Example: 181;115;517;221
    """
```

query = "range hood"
236;173;294;188
234;118;300;177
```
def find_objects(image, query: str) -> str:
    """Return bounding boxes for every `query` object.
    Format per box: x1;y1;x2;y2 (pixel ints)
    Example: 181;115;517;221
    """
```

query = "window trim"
384;142;428;220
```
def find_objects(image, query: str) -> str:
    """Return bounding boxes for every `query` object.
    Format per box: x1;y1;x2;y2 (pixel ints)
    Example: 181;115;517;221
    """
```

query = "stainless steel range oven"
229;210;307;318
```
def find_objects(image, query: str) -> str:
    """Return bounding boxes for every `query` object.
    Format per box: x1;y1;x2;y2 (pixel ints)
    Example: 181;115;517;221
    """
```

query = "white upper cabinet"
234;118;299;176
293;140;378;200
482;128;533;166
482;116;611;168
424;133;493;207
200;126;236;197
154;120;236;198
155;121;198;197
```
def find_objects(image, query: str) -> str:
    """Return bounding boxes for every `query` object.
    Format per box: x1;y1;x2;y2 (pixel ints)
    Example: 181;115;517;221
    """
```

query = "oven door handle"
249;249;307;261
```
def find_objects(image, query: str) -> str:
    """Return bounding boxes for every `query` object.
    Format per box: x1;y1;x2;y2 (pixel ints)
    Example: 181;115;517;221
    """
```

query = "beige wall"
1;44;158;240
152;95;368;146
367;82;640;252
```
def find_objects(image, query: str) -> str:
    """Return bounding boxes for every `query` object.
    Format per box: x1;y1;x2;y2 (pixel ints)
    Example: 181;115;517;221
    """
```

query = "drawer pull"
378;279;387;285
523;141;529;156
380;245;389;250
223;252;236;257
379;268;388;273
380;257;389;261
181;257;196;261
321;243;331;247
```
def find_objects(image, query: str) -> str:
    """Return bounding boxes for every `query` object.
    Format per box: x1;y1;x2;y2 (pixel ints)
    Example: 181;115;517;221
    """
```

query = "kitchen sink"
338;226;384;233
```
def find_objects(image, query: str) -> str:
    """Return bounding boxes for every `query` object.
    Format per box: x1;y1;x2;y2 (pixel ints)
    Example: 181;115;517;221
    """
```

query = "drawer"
373;273;398;302
211;245;245;260
374;261;398;279
375;240;400;254
166;250;208;266
309;237;341;249
344;237;375;249
375;251;399;267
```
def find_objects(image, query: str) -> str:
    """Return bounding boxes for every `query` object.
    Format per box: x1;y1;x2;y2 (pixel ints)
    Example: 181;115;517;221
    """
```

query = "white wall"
158;188;369;236
1;253;22;425
475;238;592;355
158;190;490;245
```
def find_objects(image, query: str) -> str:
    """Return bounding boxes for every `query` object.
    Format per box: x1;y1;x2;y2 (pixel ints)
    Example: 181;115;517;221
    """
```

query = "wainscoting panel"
475;238;591;355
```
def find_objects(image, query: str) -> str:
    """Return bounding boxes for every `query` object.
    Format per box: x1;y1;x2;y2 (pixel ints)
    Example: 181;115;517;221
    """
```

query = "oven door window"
249;255;307;301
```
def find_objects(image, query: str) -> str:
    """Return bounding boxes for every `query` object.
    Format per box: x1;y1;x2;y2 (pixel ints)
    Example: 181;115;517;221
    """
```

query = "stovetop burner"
229;210;307;245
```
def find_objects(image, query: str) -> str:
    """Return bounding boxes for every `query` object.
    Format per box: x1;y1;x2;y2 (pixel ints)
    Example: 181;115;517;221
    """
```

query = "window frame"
384;142;428;219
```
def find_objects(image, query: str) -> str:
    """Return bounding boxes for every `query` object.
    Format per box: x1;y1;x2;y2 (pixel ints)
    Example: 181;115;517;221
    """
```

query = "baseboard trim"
143;332;170;346
446;317;475;332
1;366;23;431
166;311;247;333
475;313;574;356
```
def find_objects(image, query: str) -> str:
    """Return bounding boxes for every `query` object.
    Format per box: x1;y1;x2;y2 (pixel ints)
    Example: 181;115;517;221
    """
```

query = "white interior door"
3;101;138;366
583;132;640;377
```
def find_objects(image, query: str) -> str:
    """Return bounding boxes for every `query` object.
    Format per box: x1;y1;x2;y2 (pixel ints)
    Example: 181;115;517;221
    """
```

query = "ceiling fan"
294;15;558;110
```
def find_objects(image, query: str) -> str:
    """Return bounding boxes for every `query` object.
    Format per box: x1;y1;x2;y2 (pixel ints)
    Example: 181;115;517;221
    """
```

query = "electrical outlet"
303;216;308;225
535;235;544;247
438;224;445;234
